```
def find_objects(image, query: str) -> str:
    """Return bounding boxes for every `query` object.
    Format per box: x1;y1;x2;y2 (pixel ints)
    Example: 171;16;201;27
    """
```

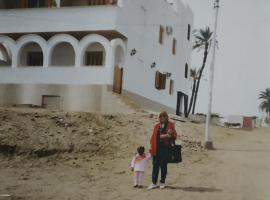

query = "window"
185;63;188;78
155;71;166;90
86;51;103;66
27;52;43;66
159;25;164;44
27;0;46;8
89;0;116;6
172;38;177;55
169;79;174;95
187;24;191;41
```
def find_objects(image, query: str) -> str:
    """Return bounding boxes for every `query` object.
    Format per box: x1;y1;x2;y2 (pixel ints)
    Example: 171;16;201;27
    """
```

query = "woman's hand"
160;134;171;139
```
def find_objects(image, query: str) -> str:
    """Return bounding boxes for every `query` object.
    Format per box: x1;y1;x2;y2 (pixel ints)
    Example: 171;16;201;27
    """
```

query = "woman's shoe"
147;183;158;190
159;183;165;189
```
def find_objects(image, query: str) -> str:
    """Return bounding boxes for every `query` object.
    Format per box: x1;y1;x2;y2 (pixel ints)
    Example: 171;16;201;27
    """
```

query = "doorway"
113;66;123;94
176;92;188;117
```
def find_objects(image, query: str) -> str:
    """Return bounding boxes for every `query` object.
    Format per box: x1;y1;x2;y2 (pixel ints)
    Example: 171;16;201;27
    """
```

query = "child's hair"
137;146;145;156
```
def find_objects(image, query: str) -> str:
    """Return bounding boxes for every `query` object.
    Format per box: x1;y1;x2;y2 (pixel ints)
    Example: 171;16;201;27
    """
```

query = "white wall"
0;0;193;114
115;0;193;111
0;67;112;85
0;6;118;33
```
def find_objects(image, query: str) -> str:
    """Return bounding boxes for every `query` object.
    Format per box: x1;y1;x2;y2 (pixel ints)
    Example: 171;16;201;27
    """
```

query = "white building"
0;0;193;115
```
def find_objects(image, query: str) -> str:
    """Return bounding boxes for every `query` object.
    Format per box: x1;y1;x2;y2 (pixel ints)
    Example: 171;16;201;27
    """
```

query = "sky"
184;0;270;117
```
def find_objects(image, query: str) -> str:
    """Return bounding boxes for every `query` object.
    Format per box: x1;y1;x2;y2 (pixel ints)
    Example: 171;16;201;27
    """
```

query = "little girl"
130;146;151;188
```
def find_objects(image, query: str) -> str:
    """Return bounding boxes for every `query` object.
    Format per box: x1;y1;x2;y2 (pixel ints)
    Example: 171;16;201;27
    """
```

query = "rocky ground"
0;107;269;200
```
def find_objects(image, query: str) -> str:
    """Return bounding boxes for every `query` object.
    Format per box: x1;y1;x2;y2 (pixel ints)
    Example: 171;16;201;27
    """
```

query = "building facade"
0;0;193;115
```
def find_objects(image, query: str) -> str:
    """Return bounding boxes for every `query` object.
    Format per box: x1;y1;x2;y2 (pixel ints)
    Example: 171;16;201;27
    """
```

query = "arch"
48;34;79;66
111;38;126;68
0;36;16;67
83;42;106;66
114;45;125;68
111;38;126;93
18;42;44;67
16;34;47;67
185;63;189;78
50;42;76;66
79;34;112;67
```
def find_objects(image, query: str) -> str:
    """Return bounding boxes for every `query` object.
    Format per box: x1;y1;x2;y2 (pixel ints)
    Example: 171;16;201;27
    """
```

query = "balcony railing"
0;0;118;9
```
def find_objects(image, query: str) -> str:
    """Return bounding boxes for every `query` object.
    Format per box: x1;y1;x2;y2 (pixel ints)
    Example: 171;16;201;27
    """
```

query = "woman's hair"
137;146;145;156
159;111;169;119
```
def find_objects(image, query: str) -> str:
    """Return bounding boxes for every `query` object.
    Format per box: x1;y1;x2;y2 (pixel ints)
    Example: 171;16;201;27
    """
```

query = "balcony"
0;3;120;34
0;0;118;9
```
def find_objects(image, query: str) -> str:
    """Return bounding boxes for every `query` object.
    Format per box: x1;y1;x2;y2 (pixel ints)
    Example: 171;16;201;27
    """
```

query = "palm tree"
259;88;270;116
187;68;199;116
191;27;213;114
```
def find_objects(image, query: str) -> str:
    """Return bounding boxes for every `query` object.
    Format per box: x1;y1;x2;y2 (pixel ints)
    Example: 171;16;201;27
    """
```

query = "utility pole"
204;0;220;150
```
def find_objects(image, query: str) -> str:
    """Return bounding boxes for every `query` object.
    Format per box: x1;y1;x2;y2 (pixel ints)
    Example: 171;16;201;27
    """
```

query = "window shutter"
155;71;166;90
169;79;174;95
160;73;166;89
172;38;177;55
155;71;161;89
159;26;164;44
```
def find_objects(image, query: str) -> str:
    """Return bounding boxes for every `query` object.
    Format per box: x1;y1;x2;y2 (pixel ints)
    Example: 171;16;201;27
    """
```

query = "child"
130;146;151;188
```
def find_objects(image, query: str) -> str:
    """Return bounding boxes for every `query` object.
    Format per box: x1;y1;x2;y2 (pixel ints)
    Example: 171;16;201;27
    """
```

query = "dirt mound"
0;108;128;158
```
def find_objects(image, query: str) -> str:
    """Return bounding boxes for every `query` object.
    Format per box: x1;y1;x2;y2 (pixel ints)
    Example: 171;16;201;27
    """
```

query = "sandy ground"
0;107;270;200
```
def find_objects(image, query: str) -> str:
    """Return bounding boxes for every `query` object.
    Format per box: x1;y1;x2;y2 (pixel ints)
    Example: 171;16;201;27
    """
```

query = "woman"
148;111;177;190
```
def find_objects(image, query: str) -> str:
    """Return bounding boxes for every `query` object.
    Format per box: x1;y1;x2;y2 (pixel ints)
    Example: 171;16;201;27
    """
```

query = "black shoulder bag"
167;139;182;164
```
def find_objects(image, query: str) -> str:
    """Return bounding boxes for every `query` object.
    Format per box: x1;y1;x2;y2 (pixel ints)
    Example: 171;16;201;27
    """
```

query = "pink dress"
130;154;151;186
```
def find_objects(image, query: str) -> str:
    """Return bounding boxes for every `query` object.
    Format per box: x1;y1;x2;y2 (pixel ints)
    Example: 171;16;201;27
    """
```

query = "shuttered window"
172;38;177;55
155;71;166;90
159;25;164;44
169;79;174;95
86;51;103;66
89;0;115;5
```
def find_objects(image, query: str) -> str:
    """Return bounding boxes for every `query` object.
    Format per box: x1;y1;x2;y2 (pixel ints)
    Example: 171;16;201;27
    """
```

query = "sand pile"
0;108;204;160
0;108;130;158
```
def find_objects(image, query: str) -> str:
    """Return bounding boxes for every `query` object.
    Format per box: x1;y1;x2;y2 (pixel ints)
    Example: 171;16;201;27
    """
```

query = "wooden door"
113;66;123;94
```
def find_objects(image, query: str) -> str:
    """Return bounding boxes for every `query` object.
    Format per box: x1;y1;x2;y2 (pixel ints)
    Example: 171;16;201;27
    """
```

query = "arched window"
83;42;106;66
51;42;75;66
185;63;188;78
19;42;43;67
187;24;191;41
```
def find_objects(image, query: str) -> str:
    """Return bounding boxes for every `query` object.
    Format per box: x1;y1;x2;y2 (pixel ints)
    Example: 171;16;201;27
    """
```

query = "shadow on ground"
166;186;223;193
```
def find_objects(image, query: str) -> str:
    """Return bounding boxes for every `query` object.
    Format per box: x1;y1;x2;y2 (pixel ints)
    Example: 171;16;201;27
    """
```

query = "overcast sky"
185;0;270;117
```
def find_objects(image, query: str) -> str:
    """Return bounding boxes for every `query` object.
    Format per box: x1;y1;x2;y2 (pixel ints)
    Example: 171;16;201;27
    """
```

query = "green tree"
191;27;213;114
259;88;270;116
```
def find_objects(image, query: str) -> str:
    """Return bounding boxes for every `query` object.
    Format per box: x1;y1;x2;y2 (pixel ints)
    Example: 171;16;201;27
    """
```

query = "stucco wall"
0;6;118;33
0;0;193;113
0;84;134;113
115;0;193;111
